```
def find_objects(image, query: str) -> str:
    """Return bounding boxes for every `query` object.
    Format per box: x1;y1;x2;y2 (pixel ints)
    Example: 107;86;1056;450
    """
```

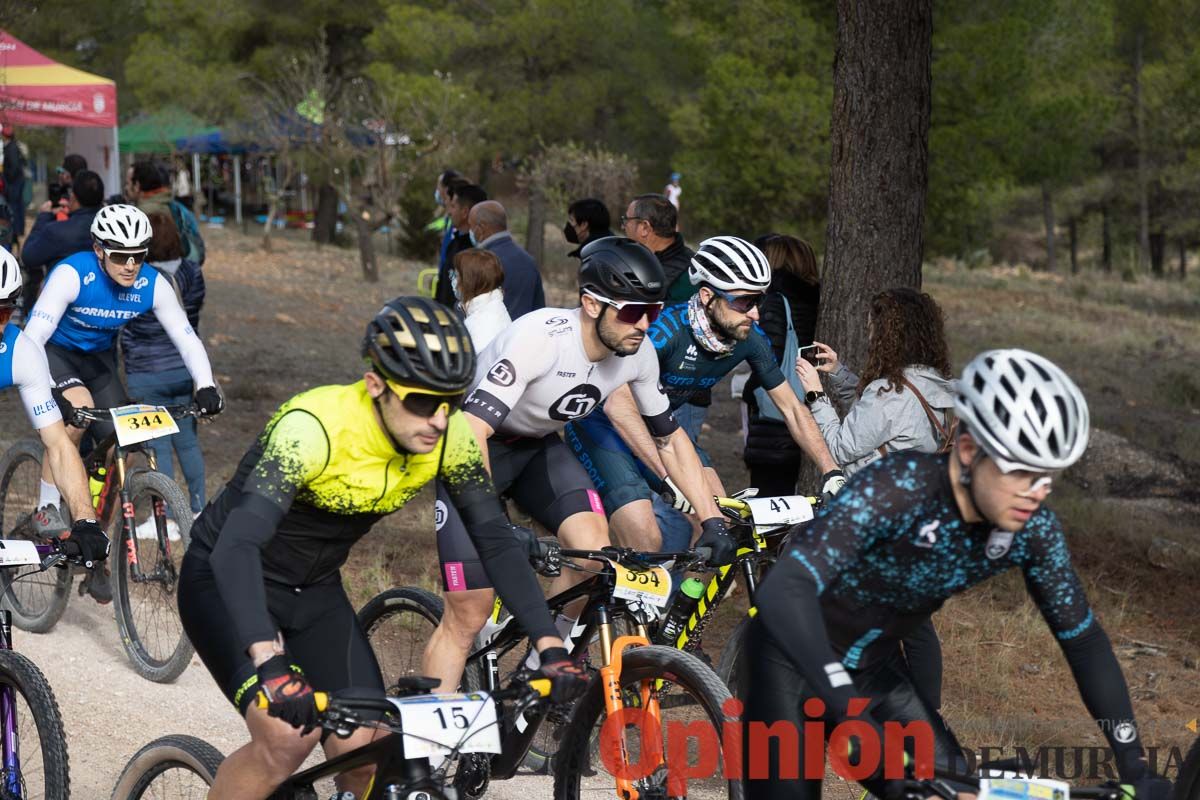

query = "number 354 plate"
613;565;673;608
387;692;501;759
112;405;180;448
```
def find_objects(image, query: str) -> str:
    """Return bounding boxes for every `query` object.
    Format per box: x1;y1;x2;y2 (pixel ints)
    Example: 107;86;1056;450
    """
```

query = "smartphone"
798;345;821;367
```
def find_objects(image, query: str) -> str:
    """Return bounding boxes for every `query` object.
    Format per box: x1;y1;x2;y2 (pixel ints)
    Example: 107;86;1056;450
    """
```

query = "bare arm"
604;384;668;477
656;428;720;520
464;412;495;476
38;422;94;522
766;382;839;473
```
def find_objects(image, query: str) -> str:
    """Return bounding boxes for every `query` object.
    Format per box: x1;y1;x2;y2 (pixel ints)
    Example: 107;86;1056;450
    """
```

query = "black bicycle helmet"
362;296;475;393
578;237;666;303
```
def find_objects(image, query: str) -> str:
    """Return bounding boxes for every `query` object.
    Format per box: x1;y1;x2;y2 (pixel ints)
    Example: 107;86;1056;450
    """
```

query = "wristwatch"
805;390;827;406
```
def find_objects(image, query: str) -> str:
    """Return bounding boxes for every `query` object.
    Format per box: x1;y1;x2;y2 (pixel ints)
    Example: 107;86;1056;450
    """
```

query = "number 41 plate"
112;404;180;448
387;692;501;759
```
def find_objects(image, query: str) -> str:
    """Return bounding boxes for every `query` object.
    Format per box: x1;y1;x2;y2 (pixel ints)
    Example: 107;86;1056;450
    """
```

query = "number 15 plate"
112;405;180;447
387;692;501;759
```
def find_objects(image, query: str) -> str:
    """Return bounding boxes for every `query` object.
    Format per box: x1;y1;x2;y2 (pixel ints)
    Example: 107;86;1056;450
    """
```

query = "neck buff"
687;292;736;357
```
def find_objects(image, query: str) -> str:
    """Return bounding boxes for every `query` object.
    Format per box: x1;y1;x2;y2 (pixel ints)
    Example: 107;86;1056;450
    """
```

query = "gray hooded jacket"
809;363;958;476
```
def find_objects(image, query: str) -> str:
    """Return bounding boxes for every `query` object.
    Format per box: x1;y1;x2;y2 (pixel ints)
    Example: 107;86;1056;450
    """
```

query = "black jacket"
21;206;100;271
435;232;472;306
656;234;696;302
121;259;206;375
742;273;821;466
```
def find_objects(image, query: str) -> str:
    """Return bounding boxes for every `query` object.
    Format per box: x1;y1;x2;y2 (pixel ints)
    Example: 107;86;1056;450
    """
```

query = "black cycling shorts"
436;432;601;592
178;547;385;717
44;343;128;441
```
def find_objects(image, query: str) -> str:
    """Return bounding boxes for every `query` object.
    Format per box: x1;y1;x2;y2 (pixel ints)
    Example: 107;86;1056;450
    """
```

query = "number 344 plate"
112;405;180;448
387;692;501;759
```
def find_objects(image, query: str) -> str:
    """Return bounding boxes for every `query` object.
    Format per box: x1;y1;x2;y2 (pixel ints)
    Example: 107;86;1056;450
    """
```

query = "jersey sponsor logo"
487;359;517;387
1113;721;1137;743
548;384;602;421
71;307;139;320
556;371;576;378
83;271;96;286
117;292;142;303
685;344;698;360
0;342;6;355
545;316;569;326
985;529;1014;559
463;389;510;426
134;276;149;290
434;499;448;530
915;519;939;548
33;399;57;416
824;662;852;688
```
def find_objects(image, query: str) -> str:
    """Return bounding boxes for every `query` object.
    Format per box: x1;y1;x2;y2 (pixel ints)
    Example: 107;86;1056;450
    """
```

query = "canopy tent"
120;108;214;154
0;30;120;194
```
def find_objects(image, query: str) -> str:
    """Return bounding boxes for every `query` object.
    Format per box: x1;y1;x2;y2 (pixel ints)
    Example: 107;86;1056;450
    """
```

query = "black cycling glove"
535;647;590;703
696;517;736;567
195;386;224;417
60;520;110;568
257;655;320;734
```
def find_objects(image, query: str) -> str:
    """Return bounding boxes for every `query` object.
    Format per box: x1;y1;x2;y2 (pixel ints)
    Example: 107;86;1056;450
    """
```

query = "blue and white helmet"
0;249;20;307
689;236;771;292
91;204;152;250
955;349;1090;472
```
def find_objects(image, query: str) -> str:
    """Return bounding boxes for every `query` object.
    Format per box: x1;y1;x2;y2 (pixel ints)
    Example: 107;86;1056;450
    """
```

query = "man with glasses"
566;235;843;554
23;204;222;601
423;236;735;691
179;297;586;800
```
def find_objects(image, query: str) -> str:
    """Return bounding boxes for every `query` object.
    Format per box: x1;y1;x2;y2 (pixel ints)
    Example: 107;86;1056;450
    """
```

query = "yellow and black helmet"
362;297;476;392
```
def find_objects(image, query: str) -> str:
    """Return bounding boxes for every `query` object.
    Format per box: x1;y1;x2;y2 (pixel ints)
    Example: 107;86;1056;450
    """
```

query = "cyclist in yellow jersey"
178;297;585;800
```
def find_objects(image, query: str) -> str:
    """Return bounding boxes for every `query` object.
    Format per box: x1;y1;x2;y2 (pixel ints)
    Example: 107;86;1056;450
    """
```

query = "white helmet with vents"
689;236;771;292
0;249;20;307
91;204;152;250
955;349;1090;472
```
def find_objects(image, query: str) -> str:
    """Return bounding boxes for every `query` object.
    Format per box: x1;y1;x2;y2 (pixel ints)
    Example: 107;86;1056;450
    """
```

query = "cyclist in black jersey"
178;297;586;800
743;349;1170;800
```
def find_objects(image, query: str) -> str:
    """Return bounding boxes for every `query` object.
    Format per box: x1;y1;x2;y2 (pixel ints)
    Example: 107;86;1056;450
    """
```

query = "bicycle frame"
266;732;443;800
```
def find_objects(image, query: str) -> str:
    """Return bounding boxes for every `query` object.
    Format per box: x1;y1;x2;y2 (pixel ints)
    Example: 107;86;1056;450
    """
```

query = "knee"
438;597;490;646
249;726;318;780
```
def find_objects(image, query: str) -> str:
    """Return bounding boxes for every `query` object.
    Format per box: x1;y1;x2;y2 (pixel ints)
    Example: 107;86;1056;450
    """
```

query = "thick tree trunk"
1134;31;1151;271
817;0;932;373
312;183;339;245
355;208;379;283
1149;230;1165;276
1068;217;1079;275
1101;202;1113;273
526;188;546;271
1179;239;1187;279
1041;184;1057;272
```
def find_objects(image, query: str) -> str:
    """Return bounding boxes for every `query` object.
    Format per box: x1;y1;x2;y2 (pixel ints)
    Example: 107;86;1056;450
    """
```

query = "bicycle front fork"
0;610;19;796
596;604;662;800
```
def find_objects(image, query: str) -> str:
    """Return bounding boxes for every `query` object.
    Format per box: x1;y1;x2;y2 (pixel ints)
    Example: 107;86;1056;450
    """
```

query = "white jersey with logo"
464;307;672;439
0;324;62;430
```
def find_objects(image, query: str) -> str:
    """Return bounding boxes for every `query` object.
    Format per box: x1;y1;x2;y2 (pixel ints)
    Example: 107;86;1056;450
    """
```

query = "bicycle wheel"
0;440;71;633
715;614;750;697
110;734;224;799
0;649;70;799
1174;737;1200;800
554;644;743;800
358;586;444;692
112;469;195;682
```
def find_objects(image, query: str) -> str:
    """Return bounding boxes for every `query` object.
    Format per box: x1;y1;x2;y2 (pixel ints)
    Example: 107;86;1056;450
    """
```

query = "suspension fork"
0;610;19;796
115;450;144;580
597;603;662;800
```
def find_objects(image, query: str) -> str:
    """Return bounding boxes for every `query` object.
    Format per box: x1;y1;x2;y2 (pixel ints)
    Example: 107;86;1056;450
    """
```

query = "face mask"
563;221;579;244
450;268;461;301
434;189;442;205
469;229;478;247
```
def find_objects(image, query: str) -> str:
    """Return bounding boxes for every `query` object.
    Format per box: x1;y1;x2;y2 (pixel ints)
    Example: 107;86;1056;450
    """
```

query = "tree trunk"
526;187;546;271
1101;202;1113;272
809;0;932;488
1149;230;1165;276
1134;30;1151;271
1179;239;1187;279
355;207;379;283
261;159;293;253
1041;184;1057;272
1068;217;1079;275
312;183;339;245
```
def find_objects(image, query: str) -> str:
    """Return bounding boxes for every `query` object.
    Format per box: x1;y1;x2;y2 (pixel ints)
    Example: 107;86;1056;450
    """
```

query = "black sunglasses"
709;287;765;314
389;384;467;418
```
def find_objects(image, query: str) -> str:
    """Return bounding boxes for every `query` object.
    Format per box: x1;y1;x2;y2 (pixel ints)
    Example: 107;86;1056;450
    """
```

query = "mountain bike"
0;537;89;799
111;676;555;800
0;402;201;682
362;543;742;800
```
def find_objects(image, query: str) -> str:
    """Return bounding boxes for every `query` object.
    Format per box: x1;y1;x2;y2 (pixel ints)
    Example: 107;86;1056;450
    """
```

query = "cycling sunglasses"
583;290;664;324
708;287;765;314
102;247;148;266
386;381;466;418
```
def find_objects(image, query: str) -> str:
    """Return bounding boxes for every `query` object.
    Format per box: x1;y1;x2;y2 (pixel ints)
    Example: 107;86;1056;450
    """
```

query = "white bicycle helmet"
0;249;20;307
91;204;152;250
689;236;771;292
955;349;1090;472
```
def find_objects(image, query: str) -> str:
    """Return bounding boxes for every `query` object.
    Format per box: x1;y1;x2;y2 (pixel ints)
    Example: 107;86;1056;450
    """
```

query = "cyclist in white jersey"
0;252;110;568
423;237;736;691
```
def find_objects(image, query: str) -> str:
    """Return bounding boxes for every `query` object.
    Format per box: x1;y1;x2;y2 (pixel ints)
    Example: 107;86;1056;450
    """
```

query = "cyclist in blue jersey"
24;204;222;600
565;235;844;552
0;252;109;569
743;350;1170;800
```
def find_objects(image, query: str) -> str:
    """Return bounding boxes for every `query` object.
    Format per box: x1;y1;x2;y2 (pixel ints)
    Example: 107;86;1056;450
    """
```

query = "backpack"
168;199;206;265
877;376;958;458
753;295;804;423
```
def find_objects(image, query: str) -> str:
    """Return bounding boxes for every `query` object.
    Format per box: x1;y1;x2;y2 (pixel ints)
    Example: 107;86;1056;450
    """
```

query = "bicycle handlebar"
70;402;203;427
549;543;712;570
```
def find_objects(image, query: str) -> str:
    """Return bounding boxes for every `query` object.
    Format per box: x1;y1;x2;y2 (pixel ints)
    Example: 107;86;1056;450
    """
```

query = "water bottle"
654;578;706;646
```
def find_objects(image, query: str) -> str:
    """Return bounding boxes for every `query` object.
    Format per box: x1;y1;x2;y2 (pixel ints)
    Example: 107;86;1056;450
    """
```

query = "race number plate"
612;565;673;608
0;540;43;568
745;496;814;528
388;692;501;759
112;405;180;447
978;777;1070;800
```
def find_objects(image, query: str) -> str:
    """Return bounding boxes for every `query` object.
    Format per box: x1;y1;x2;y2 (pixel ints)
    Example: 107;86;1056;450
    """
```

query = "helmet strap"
958;449;988;522
371;391;409;455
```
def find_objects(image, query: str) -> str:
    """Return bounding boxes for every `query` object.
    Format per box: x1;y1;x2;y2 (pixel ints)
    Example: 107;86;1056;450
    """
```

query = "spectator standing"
2;125;28;246
621;193;694;302
127;160;206;265
452;248;510;351
564;197;615;259
741;234;821;496
174;159;194;210
664;172;682;212
434;169;463;272
435;183;486;306
20;170;105;313
468;200;545;319
120;211;208;515
798;287;956;476
49;154;88;221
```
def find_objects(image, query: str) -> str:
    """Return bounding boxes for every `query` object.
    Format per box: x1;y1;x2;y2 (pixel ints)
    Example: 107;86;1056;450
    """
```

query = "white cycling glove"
820;470;847;500
663;475;694;515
